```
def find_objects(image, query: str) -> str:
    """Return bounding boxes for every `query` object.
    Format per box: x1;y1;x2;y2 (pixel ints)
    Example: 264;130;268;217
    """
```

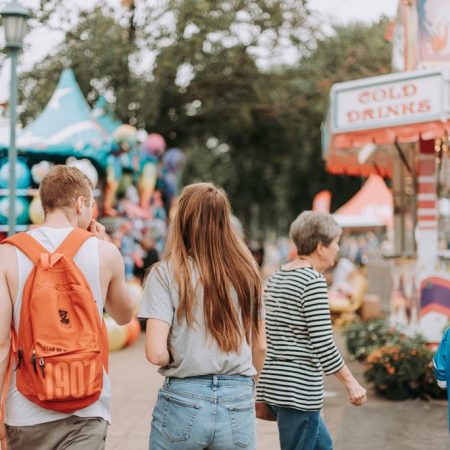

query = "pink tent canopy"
333;175;393;228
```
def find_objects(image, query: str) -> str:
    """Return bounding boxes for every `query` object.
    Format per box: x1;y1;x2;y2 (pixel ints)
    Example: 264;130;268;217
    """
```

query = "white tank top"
5;227;112;426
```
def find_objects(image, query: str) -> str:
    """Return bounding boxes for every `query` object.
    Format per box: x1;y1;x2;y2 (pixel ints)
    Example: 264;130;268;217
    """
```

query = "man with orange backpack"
0;165;135;450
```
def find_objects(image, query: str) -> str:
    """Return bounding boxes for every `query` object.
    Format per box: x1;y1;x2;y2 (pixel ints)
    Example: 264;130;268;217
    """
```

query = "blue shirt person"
434;327;450;431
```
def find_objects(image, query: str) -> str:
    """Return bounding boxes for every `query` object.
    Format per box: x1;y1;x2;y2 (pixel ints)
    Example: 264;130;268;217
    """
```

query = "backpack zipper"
15;349;23;371
39;357;46;378
31;350;38;374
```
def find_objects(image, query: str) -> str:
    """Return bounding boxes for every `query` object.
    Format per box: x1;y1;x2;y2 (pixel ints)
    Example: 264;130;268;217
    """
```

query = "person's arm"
333;365;367;406
433;328;450;389
302;275;346;374
145;319;171;366
252;320;267;383
302;275;366;406
0;247;13;443
138;264;174;367
101;241;135;325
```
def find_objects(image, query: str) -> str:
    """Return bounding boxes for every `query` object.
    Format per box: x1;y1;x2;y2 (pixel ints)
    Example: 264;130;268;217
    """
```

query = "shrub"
364;339;446;401
343;319;402;361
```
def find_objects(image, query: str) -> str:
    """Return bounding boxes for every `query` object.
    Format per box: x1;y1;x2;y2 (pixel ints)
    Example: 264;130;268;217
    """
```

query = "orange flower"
386;365;396;375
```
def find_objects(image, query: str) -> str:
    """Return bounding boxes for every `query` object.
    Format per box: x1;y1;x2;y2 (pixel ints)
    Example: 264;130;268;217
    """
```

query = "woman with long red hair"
139;182;266;450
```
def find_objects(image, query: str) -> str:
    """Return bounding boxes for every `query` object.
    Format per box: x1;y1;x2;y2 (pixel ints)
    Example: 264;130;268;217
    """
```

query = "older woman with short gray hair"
257;211;366;450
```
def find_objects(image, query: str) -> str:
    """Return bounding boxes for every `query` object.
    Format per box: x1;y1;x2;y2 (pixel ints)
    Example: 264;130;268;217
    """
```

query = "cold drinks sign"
331;69;449;133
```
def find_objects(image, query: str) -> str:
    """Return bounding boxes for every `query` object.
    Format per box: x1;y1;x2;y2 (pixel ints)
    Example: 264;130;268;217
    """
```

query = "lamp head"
0;0;30;50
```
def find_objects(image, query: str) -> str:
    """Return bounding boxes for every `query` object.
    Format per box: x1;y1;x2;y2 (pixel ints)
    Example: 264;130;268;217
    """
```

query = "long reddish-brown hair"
162;182;262;353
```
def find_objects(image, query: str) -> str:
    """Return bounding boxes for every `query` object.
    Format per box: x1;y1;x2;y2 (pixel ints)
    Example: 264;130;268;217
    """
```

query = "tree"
19;5;140;125
18;3;392;236
267;18;393;222
20;0;316;235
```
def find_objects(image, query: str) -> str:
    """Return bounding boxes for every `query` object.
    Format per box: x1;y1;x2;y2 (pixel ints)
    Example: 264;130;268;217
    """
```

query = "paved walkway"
106;333;448;450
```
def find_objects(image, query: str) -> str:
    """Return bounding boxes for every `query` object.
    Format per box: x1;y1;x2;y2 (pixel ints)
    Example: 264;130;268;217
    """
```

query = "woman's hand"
333;365;367;407
345;379;367;406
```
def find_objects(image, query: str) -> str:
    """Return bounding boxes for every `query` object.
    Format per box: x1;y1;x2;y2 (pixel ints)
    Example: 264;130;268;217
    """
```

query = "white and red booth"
323;66;450;342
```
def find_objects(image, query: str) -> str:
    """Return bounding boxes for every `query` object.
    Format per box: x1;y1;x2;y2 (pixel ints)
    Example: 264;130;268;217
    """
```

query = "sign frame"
330;68;450;133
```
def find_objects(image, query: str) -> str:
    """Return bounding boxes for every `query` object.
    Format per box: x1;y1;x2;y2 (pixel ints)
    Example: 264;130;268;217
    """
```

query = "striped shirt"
257;267;345;411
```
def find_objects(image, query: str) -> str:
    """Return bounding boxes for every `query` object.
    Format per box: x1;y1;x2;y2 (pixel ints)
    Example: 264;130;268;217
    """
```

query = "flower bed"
364;339;445;400
344;320;446;400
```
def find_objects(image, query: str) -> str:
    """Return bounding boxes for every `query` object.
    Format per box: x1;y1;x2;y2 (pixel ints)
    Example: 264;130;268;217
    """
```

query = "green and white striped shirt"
257;267;344;411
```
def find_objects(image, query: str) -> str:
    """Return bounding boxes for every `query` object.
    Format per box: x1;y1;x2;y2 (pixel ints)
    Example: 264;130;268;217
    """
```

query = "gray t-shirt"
138;261;260;378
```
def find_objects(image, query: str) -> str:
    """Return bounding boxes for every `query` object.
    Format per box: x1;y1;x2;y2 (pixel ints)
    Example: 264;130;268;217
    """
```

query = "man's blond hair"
40;165;93;214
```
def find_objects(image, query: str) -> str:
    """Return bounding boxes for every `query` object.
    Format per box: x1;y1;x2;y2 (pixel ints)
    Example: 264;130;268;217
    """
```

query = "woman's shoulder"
147;260;173;285
266;268;324;292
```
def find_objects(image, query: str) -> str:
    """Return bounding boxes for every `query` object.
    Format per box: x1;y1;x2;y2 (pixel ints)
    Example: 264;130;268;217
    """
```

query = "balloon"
163;148;186;173
29;196;45;225
113;124;138;150
136;129;148;144
31;161;53;184
125;318;141;347
127;279;143;311
66;157;99;188
138;162;158;211
105;315;128;351
164;172;178;198
144;133;166;157
0;197;29;225
139;162;158;190
0;158;31;189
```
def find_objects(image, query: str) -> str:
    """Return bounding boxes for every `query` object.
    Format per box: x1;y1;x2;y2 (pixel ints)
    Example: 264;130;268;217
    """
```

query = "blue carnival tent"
92;95;121;136
1;68;111;168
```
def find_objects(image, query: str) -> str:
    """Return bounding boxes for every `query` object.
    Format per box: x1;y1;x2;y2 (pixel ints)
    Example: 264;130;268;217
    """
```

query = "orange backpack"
3;228;108;413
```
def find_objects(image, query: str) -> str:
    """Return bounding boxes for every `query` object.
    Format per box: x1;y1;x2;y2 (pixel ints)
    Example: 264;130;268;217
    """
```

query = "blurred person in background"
257;211;367;450
250;239;265;268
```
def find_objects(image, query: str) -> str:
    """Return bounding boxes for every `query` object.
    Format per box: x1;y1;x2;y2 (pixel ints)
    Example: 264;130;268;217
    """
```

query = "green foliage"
344;319;402;361
365;341;446;401
19;6;141;126
18;2;392;234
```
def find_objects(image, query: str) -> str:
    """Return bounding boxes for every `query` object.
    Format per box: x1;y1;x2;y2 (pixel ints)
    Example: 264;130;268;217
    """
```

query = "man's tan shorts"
5;415;108;450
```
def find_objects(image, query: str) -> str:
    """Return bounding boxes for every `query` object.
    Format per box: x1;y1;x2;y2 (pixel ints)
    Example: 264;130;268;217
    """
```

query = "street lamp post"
0;0;29;236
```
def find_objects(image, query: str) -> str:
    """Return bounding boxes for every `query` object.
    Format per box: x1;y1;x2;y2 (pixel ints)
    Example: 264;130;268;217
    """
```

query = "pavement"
106;332;449;450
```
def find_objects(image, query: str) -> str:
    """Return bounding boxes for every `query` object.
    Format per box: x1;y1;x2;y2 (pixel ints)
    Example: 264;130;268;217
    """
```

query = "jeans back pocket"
227;402;256;448
159;394;202;443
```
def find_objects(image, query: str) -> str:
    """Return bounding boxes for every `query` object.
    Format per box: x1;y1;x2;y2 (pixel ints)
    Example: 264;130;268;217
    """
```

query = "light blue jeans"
149;375;256;450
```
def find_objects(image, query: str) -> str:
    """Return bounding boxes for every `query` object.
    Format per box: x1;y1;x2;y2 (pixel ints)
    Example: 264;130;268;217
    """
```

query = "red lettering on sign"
357;83;419;105
401;102;415;115
417;99;431;113
386;105;400;116
358;91;370;104
347;110;359;122
362;109;374;120
403;83;417;98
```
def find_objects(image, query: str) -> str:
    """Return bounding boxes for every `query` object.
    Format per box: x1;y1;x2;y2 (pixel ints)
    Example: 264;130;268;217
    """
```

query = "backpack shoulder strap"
1;327;16;424
55;228;94;259
3;232;49;265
